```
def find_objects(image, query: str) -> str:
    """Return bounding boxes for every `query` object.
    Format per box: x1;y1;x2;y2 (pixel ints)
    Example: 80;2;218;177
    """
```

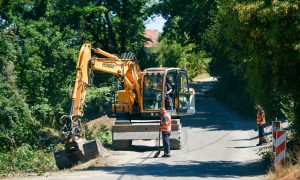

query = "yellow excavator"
54;43;195;169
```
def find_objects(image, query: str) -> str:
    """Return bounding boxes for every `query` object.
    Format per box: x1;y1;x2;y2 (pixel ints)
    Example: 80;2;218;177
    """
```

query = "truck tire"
170;121;182;150
112;140;132;150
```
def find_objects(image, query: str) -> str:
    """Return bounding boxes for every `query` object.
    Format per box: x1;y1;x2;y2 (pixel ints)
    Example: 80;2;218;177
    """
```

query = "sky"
145;15;166;32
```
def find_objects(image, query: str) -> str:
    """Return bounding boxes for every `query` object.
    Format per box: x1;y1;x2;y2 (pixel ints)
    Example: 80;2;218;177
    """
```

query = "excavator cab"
113;67;195;150
141;68;195;116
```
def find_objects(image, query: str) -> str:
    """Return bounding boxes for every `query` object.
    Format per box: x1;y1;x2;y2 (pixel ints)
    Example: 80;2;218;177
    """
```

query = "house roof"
144;29;159;48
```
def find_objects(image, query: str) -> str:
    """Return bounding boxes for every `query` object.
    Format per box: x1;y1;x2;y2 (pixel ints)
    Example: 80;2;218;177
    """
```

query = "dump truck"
54;44;195;169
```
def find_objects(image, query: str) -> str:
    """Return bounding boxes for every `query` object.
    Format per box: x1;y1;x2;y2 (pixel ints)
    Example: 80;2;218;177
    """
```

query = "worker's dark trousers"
162;131;171;154
258;124;266;141
165;99;173;110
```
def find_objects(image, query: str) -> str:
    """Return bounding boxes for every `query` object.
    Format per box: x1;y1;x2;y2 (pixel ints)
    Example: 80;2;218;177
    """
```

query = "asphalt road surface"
11;80;269;180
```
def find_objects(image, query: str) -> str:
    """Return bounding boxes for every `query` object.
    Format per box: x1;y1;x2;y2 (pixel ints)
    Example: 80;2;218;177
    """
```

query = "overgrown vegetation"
156;0;300;175
0;0;150;174
154;0;300;133
156;39;211;80
267;145;300;179
85;124;112;147
0;144;56;174
206;0;300;125
84;87;113;120
156;0;300;132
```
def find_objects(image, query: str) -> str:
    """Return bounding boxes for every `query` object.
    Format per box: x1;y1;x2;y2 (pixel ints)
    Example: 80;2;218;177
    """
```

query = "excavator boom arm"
70;43;142;121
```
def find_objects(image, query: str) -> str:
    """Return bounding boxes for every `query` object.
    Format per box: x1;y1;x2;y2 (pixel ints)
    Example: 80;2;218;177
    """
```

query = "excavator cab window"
143;72;164;110
166;71;176;97
177;70;190;112
166;71;177;108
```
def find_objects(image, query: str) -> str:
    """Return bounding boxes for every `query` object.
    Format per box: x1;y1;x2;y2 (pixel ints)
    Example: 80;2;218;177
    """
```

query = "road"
10;80;268;180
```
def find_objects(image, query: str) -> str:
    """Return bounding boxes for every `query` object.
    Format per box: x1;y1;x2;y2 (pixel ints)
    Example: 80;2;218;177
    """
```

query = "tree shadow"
82;160;267;178
230;136;258;141
182;82;254;131
228;146;257;148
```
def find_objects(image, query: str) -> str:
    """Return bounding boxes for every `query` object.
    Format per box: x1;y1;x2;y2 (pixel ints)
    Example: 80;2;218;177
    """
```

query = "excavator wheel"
54;139;108;170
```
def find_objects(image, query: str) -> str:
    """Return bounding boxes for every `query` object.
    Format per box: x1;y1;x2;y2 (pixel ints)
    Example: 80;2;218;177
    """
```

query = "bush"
206;0;300;127
85;124;112;147
0;144;56;174
84;87;113;120
0;63;41;151
95;125;112;146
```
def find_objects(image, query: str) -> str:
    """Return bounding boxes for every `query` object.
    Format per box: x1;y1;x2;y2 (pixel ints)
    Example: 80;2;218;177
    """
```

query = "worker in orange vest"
255;104;267;146
160;108;172;157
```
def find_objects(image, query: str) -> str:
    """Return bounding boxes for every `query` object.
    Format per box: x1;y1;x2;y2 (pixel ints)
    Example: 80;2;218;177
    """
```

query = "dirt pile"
86;116;114;133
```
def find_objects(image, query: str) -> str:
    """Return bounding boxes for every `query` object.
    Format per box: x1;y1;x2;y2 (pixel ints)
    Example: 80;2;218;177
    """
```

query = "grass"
0;144;57;176
267;142;300;180
0;127;62;176
0;121;112;176
85;124;112;147
267;162;300;180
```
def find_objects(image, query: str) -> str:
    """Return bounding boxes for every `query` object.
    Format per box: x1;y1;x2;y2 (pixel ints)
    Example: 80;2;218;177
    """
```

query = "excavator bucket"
54;139;108;170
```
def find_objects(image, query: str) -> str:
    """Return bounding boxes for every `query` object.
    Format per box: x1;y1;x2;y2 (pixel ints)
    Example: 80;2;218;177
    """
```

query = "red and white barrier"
272;121;287;166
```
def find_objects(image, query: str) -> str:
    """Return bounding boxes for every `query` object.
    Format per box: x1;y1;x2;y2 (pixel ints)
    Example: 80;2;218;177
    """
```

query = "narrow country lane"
9;80;268;180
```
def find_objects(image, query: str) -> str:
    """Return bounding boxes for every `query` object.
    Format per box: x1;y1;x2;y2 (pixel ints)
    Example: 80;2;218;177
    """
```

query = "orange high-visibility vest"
257;110;266;125
160;113;172;132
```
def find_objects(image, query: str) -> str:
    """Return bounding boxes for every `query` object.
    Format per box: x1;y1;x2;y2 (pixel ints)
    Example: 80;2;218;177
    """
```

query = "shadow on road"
228;146;257;149
83;81;267;179
182;81;254;131
83;160;267;178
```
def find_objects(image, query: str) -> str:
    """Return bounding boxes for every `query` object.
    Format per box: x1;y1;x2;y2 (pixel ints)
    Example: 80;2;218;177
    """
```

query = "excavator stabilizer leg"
54;139;108;170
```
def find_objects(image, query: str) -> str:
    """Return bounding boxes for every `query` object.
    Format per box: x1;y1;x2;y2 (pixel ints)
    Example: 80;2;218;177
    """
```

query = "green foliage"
156;0;216;46
0;144;56;174
157;39;184;67
158;0;300;137
152;0;214;78
85;125;112;147
0;59;41;151
48;0;148;53
84;87;113;120
0;0;150;128
205;0;300;130
137;47;160;70
16;19;77;127
178;49;211;80
0;0;150;150
95;125;112;146
156;39;210;79
0;0;152;173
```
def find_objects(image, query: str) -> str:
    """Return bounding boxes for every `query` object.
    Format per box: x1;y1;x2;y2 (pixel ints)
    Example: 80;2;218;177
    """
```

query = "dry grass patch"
267;163;300;180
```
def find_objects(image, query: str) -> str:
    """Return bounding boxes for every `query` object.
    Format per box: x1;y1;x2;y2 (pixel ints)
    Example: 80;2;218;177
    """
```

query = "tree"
0;32;40;151
156;0;216;47
206;0;300;132
0;0;152;151
151;0;215;79
156;38;210;79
